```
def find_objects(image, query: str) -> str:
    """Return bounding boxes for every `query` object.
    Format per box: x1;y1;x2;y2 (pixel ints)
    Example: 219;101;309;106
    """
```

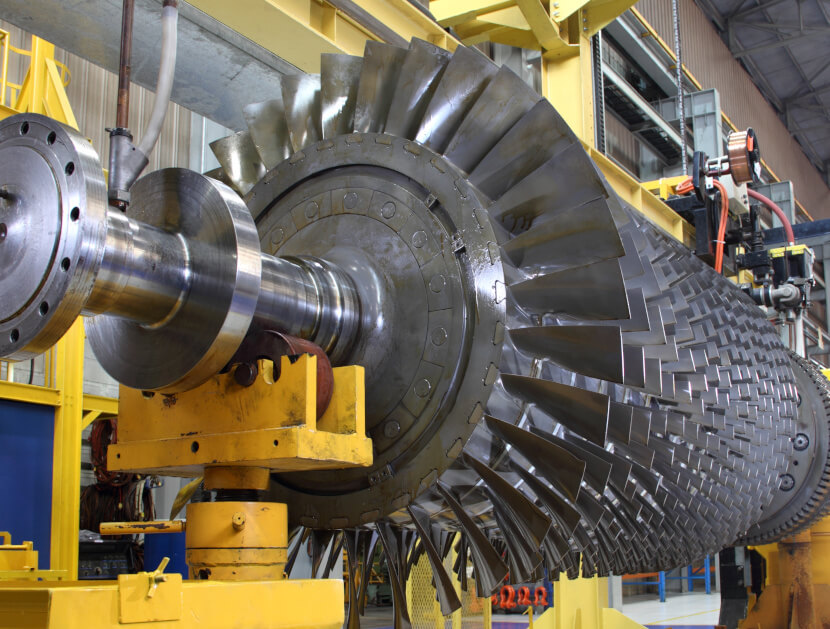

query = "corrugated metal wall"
0;19;190;172
634;0;830;219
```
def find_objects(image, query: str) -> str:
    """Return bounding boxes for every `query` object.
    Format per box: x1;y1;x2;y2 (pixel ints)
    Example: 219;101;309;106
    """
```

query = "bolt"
0;223;6;241
793;433;810;451
780;473;795;491
304;201;319;219
414;378;432;398
232;512;246;531
431;327;448;346
381;201;396;219
234;362;258;387
429;274;446;293
270;228;285;248
383;420;401;438
344;192;359;210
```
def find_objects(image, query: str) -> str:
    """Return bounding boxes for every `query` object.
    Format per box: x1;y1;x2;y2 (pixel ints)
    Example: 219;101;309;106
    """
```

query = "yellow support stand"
741;517;830;628
0;575;344;629
514;574;644;629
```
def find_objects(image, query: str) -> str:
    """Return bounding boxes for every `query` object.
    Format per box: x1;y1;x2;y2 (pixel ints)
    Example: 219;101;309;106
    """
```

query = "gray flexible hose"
137;1;178;157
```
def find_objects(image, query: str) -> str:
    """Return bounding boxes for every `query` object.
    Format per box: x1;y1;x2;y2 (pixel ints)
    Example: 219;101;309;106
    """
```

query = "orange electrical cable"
712;179;729;274
747;188;795;245
672;176;731;273
675;176;694;195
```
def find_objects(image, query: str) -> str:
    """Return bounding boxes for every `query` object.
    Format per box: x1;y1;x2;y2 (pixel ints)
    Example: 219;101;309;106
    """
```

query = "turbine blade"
436;481;509;596
484;415;585;501
384;39;451;139
501;374;610;446
321;53;363;138
209;130;265;195
407;504;462;615
415;45;498;152
281;74;322;151
501;198;624;270
509;325;624;383
443;65;540;174
469;99;572;200
242;98;292;169
510;259;630;321
353;42;408;133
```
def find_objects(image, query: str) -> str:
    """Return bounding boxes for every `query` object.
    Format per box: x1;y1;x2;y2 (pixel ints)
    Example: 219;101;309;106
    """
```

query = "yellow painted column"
541;23;594;147
50;321;84;578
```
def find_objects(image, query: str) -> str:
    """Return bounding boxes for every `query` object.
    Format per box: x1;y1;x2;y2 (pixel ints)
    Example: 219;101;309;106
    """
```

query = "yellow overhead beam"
186;0;458;73
583;0;639;35
516;0;562;49
431;0;515;27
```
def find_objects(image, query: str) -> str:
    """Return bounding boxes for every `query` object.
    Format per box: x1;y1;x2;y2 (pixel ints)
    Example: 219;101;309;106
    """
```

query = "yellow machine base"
0;577;343;629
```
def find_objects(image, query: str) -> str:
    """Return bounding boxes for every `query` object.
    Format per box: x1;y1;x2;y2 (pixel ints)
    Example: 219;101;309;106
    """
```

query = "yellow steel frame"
0;577;344;629
0;36;117;581
185;0;457;73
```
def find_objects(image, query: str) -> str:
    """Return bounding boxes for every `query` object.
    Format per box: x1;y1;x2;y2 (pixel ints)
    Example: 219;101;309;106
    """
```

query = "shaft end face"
0;114;107;360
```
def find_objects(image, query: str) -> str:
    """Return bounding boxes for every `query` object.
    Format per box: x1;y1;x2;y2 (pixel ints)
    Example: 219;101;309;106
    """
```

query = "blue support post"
687;565;693;591
704;555;711;594
658;570;666;602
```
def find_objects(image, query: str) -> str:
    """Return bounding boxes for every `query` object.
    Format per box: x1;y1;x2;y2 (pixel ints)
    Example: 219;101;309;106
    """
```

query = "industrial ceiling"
695;0;830;184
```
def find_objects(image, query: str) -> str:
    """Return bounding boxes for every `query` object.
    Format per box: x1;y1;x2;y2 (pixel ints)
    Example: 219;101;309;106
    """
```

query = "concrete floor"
358;590;721;628
623;591;720;627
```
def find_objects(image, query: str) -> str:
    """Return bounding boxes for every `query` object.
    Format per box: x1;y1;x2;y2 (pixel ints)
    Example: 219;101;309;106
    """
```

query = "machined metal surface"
2;37;830;629
0;114;107;361
202;39;824;611
86;169;263;392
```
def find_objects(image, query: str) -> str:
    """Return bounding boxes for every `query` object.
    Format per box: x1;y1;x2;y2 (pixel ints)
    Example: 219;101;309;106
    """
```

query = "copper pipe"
116;0;134;128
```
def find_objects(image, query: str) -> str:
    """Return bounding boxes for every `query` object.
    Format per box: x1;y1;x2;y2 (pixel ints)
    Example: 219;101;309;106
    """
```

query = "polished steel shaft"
81;206;361;367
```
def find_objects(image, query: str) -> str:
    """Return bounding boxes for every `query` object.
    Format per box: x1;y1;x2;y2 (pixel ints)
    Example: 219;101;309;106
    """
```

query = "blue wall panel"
0;399;53;568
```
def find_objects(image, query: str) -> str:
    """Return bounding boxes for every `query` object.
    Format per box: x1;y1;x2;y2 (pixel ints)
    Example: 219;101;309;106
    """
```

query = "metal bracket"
118;557;182;624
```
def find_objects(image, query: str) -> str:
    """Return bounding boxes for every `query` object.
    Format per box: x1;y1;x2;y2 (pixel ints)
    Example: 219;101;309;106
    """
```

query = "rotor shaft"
80;206;361;365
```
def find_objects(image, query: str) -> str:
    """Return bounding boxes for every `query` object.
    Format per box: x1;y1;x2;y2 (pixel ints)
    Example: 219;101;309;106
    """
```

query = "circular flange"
248;134;506;528
0;113;107;359
86;169;262;392
740;351;830;544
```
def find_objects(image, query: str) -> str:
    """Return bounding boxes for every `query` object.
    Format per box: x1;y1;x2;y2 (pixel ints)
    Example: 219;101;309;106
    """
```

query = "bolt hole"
69;207;80;221
0;223;6;241
116;453;121;459
47;131;56;145
9;329;19;343
38;302;48;316
794;460;799;466
64;162;75;176
273;439;279;446
191;441;199;453
60;257;70;272
20;122;29;135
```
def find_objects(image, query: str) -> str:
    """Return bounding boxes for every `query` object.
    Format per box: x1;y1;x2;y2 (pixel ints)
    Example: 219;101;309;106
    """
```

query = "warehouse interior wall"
635;0;830;219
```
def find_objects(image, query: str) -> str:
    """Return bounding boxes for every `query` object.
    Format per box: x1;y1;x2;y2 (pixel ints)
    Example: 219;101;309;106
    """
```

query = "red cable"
712;180;729;274
747;188;795;245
